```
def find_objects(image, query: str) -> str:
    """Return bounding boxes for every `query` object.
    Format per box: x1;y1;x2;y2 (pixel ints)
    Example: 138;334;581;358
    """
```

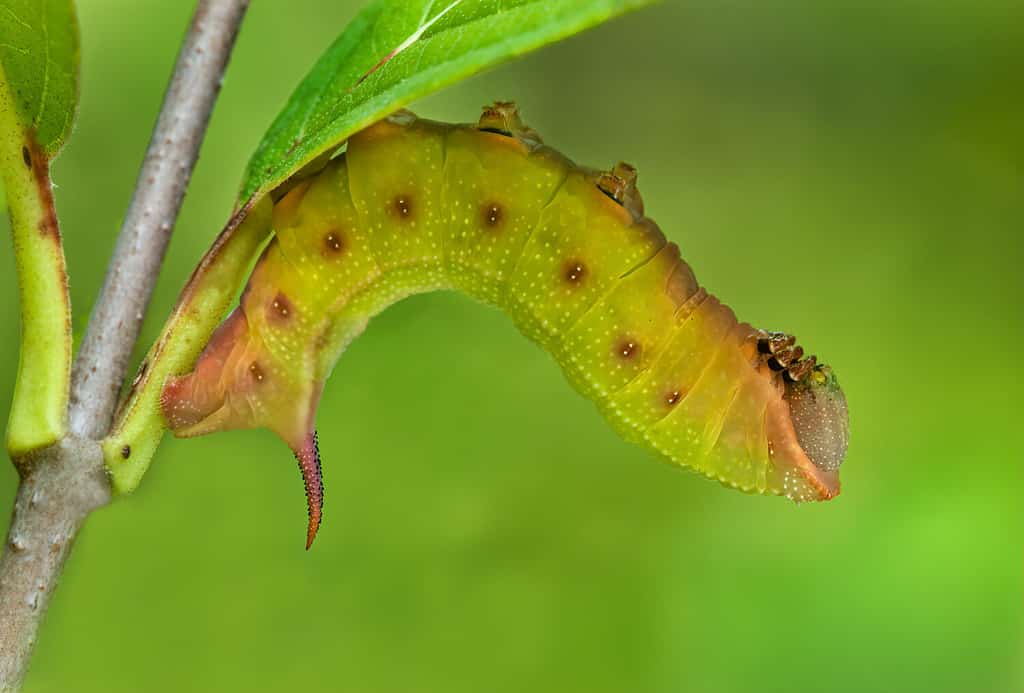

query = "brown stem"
0;1;250;689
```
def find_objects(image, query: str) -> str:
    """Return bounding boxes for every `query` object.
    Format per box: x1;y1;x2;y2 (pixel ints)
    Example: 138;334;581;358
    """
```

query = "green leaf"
0;0;79;157
0;0;78;456
240;0;655;203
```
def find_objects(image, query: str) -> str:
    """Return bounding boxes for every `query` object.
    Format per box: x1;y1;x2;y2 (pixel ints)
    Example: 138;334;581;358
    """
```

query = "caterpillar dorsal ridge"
476;100;542;146
160;102;850;548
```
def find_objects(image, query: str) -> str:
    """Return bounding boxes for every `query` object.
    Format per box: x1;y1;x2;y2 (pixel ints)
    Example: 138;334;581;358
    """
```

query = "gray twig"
0;437;109;689
69;0;250;439
0;2;250;689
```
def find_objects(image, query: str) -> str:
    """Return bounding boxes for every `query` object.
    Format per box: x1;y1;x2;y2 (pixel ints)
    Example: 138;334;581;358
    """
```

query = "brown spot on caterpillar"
324;230;344;254
563;260;587;285
270;292;293;321
121;445;131;459
665;389;685;407
249;362;264;383
616;339;640;359
22;146;31;168
482;202;503;229
391;195;413;219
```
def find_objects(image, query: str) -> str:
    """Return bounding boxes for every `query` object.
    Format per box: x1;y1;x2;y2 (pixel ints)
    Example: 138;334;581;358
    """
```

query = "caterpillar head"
784;365;849;475
758;331;849;500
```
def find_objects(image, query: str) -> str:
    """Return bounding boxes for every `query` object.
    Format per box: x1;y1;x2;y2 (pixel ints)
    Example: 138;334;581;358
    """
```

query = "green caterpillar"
160;103;850;548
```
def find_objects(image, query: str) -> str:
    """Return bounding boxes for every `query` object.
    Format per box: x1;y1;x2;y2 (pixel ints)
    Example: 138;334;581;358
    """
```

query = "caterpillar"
160;103;849;549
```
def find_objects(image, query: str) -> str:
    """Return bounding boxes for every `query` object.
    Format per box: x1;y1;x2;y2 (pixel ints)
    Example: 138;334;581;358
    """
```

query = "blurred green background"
2;1;1021;691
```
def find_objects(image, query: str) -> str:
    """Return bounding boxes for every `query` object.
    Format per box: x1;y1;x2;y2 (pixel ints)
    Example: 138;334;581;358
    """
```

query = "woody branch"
0;2;249;688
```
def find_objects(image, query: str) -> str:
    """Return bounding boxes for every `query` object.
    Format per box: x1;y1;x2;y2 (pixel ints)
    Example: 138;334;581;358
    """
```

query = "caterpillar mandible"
160;103;850;549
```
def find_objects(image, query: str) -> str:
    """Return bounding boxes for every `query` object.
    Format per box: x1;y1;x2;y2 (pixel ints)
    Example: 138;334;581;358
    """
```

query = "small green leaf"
0;0;79;157
240;0;655;203
0;0;78;456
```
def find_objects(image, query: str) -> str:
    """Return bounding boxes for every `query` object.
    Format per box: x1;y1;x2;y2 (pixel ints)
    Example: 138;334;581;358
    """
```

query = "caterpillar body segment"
346;116;449;292
442;124;570;306
505;168;667;352
560;241;698;404
161;103;850;548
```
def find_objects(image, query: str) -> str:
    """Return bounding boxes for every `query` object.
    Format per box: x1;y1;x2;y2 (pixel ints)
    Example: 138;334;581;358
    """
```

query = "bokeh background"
1;1;1021;691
